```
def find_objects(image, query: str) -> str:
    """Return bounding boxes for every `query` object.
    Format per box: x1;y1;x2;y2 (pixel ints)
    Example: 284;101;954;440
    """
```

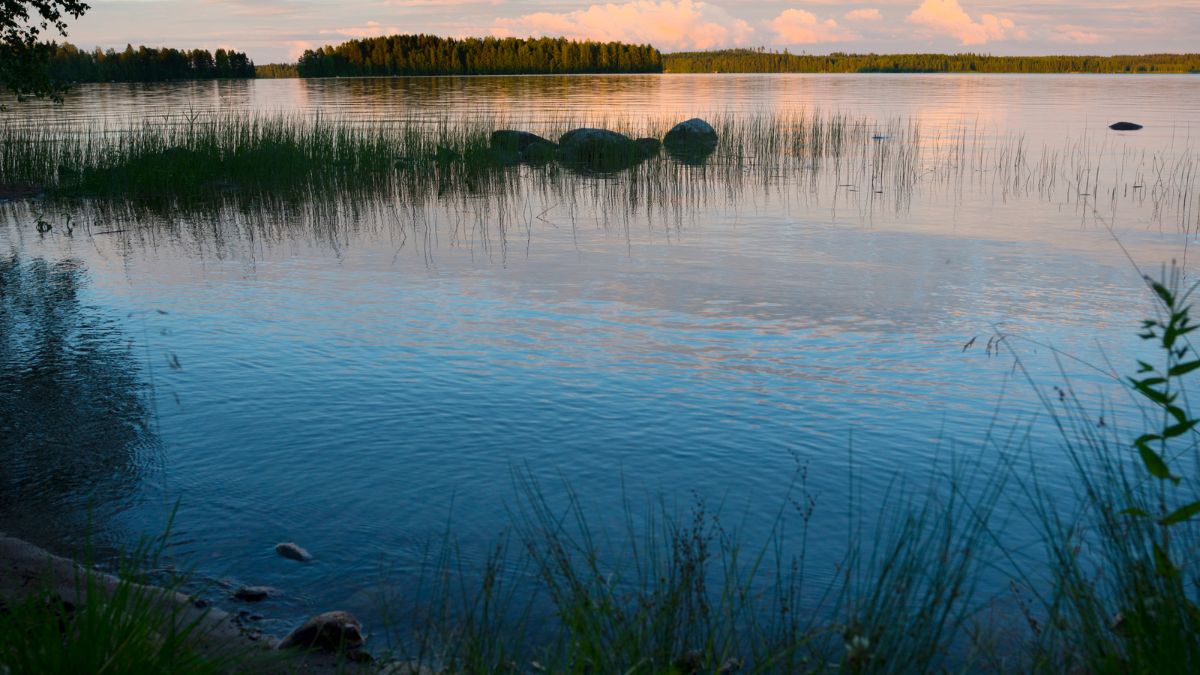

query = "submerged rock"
489;130;559;165
663;118;718;164
559;128;647;172
1109;121;1144;131
274;542;312;562
233;586;275;602
279;610;365;651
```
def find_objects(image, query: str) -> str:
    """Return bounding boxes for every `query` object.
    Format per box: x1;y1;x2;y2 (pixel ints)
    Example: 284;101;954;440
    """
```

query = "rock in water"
664;118;718;150
1109;121;1143;131
635;137;662;157
663;118;718;164
558;128;645;172
274;542;312;562
279;610;365;651
233;586;274;602
489;130;558;164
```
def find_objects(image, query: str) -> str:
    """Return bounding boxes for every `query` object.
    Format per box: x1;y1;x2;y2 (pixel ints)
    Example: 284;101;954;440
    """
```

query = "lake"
2;74;1198;644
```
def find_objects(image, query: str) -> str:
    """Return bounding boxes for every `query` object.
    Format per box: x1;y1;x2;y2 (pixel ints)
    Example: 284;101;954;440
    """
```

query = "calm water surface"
2;74;1199;637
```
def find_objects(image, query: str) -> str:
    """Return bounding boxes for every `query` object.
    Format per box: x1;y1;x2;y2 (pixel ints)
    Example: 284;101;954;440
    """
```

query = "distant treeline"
43;43;255;82
256;63;299;79
664;50;1200;74
297;35;663;77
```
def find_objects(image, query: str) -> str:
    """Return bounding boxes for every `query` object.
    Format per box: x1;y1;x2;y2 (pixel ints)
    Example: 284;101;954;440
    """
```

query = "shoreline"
0;533;367;673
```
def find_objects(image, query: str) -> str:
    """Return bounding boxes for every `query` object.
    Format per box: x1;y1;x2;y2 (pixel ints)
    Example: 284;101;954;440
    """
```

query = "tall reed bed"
5;111;1194;232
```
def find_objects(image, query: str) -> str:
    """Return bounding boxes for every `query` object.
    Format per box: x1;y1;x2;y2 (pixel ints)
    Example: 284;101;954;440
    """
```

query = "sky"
66;0;1197;63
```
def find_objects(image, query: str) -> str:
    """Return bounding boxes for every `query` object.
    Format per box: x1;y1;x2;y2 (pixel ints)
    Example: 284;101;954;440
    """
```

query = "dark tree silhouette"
1;0;89;104
297;34;663;77
664;50;1200;74
42;42;256;82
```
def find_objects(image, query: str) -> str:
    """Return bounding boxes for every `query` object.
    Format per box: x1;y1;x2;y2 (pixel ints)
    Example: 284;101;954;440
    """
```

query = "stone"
274;542;312;562
1109;121;1143;131
490;130;553;153
489;130;558;165
233;586;274;602
663;118;718;165
278;610;365;651
558;128;646;172
664;118;718;151
635;137;662;157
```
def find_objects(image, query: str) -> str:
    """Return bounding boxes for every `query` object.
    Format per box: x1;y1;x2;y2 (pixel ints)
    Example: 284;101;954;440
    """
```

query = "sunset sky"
71;0;1194;63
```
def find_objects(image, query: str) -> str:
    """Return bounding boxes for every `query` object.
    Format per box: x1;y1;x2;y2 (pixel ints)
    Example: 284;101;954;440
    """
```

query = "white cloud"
492;0;753;50
769;9;858;44
844;8;882;22
906;0;1025;45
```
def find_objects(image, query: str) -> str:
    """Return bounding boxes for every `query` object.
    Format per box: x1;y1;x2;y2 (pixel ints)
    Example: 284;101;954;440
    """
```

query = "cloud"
906;0;1025;45
769;9;858;44
1051;24;1103;45
492;0;753;50
844;8;882;22
320;21;401;39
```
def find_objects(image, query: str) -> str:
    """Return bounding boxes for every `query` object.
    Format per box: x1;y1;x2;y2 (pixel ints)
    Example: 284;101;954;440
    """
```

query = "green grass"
0;538;230;675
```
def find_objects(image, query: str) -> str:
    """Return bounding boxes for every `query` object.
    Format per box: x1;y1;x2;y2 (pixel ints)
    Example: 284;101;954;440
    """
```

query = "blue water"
2;74;1198;640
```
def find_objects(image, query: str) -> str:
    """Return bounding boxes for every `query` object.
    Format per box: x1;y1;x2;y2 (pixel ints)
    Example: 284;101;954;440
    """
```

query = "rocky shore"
0;533;379;673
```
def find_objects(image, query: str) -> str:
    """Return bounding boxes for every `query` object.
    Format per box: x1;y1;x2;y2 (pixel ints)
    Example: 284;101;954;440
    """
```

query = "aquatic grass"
0;531;242;675
4;110;1196;232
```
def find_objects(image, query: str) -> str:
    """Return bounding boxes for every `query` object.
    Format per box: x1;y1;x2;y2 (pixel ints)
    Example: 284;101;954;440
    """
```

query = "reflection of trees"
0;253;154;542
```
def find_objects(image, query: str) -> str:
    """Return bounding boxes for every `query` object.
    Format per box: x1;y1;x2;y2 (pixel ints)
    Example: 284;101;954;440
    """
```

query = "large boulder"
559;128;647;173
635;137;662;157
490;130;558;164
1109;121;1143;131
278;610;365;651
664;118;718;150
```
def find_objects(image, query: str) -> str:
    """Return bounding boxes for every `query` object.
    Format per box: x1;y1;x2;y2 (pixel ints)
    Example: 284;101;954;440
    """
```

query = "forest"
42;43;255;82
296;35;663;77
663;50;1200;74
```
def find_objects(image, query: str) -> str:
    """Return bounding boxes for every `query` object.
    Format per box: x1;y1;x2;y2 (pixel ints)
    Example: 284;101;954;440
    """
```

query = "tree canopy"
664;50;1200;74
44;43;255;82
297;34;663;77
1;0;90;103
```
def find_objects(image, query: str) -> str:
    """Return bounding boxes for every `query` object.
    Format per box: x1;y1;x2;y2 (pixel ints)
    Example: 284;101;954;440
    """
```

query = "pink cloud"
492;0;753;51
770;9;858;44
320;21;401;39
844;8;882;22
906;0;1025;46
1052;24;1103;45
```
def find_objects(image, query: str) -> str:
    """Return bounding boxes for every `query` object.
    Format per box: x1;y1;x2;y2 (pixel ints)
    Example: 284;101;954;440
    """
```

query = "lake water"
2;74;1199;642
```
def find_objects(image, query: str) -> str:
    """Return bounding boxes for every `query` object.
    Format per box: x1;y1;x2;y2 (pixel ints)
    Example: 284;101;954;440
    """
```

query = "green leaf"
1121;507;1152;518
1136;439;1179;483
1167;405;1189;424
1152;281;1175;307
1138;361;1155;373
1154;542;1180;579
1133;385;1175;406
1169;361;1200;377
1163;419;1199;439
1161;501;1200;526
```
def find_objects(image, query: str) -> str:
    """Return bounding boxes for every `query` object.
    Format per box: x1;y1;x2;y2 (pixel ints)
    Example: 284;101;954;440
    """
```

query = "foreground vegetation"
664;50;1200;74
